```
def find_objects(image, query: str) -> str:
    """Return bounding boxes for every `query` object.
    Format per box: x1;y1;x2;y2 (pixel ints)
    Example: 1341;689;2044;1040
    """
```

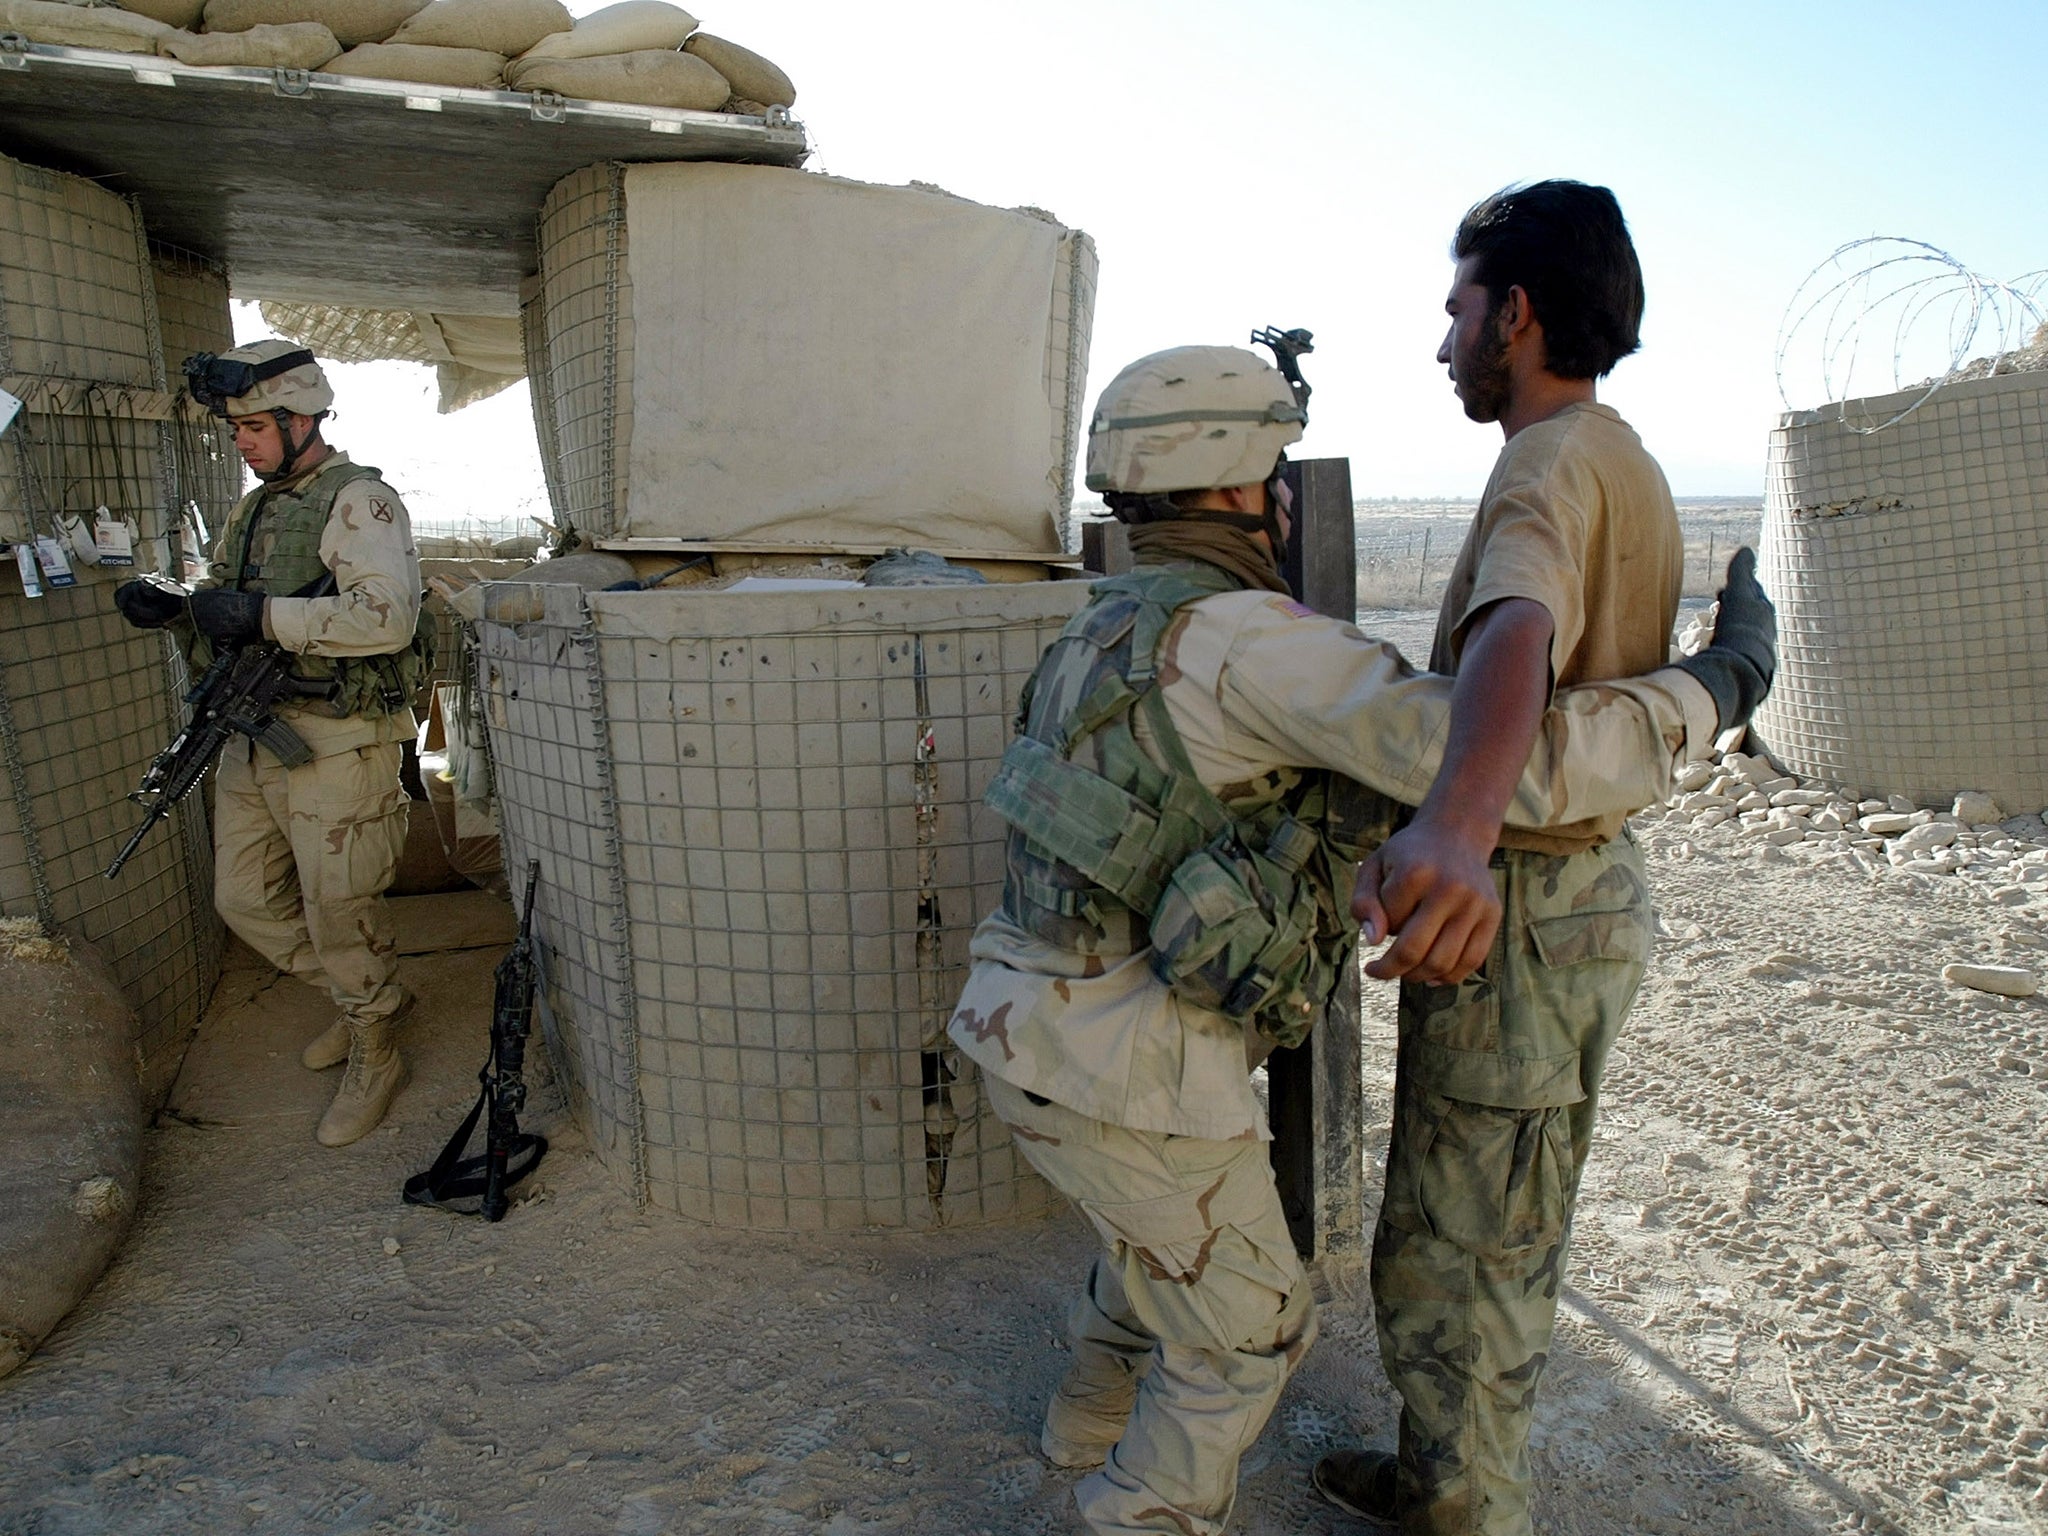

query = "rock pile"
4;0;796;113
1646;749;2048;910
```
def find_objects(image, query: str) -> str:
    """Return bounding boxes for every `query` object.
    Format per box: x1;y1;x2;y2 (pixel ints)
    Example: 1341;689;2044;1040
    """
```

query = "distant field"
1353;497;1763;610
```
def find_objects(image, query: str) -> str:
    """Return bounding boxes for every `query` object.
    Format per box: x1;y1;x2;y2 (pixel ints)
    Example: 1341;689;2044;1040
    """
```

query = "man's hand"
113;577;187;630
188;587;267;643
1353;595;1550;985
1354;820;1500;983
1676;547;1777;731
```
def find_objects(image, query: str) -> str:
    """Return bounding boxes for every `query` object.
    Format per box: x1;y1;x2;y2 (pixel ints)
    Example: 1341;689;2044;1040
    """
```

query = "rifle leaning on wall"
105;571;338;880
403;859;549;1221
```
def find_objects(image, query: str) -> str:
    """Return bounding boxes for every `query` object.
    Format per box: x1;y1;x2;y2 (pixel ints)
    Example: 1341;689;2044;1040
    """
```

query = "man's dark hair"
1452;180;1644;380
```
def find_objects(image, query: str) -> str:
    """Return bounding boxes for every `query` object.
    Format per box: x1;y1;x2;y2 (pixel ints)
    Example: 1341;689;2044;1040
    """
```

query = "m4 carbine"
105;571;337;880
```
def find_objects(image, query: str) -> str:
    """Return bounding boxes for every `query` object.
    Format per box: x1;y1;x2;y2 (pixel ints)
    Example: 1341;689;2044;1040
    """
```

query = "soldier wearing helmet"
114;339;432;1149
948;339;1770;1536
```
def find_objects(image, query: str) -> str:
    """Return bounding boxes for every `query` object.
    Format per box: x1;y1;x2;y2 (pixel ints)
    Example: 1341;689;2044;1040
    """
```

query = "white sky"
248;0;2048;522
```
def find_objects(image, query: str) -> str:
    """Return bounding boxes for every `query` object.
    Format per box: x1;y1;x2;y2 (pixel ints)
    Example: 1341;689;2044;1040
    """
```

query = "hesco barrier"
1753;371;2048;810
147;245;243;549
0;153;222;1106
473;579;1089;1230
528;162;1096;558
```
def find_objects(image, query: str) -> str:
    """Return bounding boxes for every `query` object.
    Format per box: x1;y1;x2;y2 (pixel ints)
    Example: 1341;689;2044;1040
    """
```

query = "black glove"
113;578;188;630
187;587;268;644
1677;546;1777;732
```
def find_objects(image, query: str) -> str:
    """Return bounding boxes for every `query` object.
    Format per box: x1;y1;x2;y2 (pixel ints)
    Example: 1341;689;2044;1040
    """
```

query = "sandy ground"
2;806;2046;1535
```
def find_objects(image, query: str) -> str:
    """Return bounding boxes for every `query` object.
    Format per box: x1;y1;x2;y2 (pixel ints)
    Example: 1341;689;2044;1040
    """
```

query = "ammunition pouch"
1149;815;1342;1049
987;562;1355;1046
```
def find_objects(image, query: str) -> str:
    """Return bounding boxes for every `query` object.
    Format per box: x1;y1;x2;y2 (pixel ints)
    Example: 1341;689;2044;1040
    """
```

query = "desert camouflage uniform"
193;452;421;1030
949;568;1716;1536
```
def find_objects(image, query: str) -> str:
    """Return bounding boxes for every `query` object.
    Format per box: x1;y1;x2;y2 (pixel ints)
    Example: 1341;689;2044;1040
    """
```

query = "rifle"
403;859;549;1221
105;571;338;880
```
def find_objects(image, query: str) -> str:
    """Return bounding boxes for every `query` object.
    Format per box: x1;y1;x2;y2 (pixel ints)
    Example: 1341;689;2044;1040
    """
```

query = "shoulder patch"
1267;597;1318;620
368;496;395;524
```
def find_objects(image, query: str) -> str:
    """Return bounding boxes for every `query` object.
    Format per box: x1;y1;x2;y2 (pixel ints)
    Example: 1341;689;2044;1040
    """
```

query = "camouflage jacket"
947;575;1719;1142
181;451;423;754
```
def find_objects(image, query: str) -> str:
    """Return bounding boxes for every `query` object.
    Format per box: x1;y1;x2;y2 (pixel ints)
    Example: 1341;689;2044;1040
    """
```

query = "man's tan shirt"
1432;402;1684;853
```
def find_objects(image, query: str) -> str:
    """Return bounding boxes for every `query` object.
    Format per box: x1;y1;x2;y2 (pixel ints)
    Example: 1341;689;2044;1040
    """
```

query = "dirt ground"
2;813;2045;1536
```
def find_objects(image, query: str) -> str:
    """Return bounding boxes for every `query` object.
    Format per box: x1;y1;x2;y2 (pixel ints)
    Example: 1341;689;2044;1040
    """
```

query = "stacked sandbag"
683;31;794;109
158;20;340;68
325;39;506;86
0;0;171;51
198;0;427;45
386;0;568;56
500;0;796;114
115;0;206;29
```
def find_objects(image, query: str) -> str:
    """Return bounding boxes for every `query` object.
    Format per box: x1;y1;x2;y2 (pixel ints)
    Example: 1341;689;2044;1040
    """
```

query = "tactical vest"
984;561;1383;1048
193;457;434;718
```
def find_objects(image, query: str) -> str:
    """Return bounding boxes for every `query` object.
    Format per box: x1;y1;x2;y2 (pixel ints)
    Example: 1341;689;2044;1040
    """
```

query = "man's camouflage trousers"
985;1074;1317;1535
1372;832;1651;1535
213;734;410;1027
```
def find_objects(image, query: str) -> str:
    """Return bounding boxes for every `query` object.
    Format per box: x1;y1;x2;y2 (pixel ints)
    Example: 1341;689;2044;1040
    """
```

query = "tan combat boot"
316;1017;409;1147
303;991;413;1071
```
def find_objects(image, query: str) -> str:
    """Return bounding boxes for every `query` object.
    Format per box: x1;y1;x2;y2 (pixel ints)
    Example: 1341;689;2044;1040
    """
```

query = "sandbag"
388;0;567;58
510;46;726;107
117;0;206;31
201;0;426;47
159;19;339;66
326;39;506;86
511;0;694;64
683;32;793;107
0;924;142;1383
0;0;169;51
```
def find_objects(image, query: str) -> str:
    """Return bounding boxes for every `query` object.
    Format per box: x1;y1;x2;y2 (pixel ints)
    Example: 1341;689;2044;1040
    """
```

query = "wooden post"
1269;456;1366;1266
1080;519;1131;576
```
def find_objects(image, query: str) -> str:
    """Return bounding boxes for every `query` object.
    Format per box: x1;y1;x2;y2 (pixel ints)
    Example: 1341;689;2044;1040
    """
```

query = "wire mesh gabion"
1751;370;2048;811
0;152;221;1107
473;579;1089;1231
149;243;245;551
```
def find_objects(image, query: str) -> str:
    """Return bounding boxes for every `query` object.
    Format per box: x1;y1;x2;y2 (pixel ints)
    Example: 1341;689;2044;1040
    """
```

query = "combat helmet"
1085;343;1305;499
182;339;334;419
183;339;333;479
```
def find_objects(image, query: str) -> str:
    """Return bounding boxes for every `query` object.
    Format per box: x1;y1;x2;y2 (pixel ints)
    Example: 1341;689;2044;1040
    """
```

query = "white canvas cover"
615;165;1091;556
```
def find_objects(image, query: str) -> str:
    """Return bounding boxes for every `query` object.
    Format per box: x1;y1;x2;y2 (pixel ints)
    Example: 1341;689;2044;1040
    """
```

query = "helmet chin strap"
261;408;320;481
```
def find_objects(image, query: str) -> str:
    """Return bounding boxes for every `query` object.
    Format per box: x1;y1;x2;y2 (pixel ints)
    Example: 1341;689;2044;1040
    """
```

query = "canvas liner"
509;0;696;63
158;21;341;69
327;40;508;89
683;32;795;107
199;0;427;48
388;0;569;58
529;163;1094;556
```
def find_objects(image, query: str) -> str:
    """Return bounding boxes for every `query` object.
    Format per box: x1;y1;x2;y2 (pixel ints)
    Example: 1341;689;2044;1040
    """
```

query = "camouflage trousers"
213;736;410;1026
985;1074;1317;1535
1372;833;1651;1536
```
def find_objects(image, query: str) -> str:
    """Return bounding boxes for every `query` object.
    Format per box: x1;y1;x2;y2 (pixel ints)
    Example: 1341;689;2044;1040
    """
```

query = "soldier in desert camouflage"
114;340;432;1148
947;340;1771;1536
